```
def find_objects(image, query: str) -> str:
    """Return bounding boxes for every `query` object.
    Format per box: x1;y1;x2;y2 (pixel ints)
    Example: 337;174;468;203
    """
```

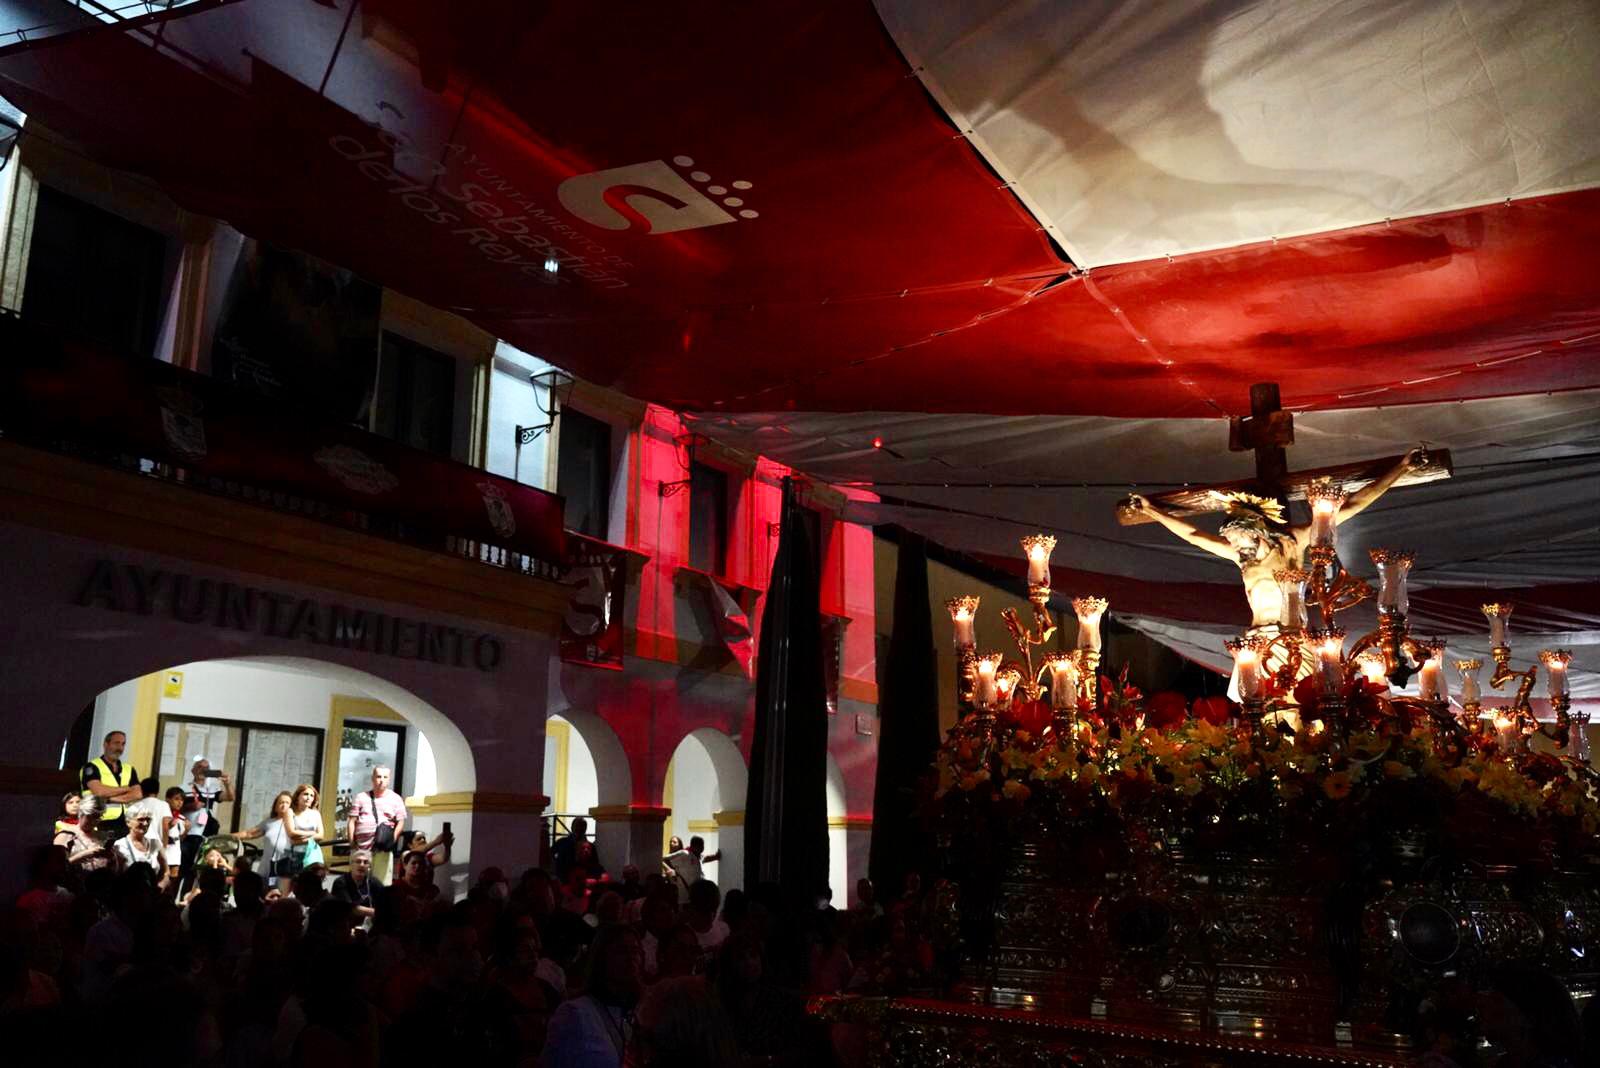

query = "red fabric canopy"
1;0;1595;417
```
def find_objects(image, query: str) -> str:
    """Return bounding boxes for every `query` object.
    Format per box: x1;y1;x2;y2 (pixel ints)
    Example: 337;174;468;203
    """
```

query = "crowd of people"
4;732;947;1066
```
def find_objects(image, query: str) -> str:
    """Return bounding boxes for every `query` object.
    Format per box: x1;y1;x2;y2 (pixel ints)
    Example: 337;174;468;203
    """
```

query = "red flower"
1292;675;1322;715
1003;698;1053;737
1193;695;1233;725
1146;690;1188;729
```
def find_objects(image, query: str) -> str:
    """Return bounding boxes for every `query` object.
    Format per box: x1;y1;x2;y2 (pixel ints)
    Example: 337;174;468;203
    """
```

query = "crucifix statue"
1118;383;1451;691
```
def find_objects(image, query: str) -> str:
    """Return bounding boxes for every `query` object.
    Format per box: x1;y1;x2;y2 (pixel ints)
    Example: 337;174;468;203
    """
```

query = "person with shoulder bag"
349;765;407;885
237;791;307;892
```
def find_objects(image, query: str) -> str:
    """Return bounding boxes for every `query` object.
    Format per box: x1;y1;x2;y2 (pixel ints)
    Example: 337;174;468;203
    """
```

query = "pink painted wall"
547;404;880;835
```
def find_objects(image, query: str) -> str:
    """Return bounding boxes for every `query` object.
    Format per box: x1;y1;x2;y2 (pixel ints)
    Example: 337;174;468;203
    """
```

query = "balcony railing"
0;313;571;581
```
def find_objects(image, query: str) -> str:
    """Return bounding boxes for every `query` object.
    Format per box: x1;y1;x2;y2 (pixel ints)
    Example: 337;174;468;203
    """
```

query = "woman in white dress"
290;782;325;869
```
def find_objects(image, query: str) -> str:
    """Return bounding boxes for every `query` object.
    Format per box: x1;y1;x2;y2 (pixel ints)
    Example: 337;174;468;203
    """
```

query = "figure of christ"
1124;448;1425;696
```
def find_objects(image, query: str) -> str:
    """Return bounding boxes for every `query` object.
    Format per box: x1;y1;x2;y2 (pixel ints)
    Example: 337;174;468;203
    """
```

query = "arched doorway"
663;728;747;891
542;707;631;871
69;655;478;895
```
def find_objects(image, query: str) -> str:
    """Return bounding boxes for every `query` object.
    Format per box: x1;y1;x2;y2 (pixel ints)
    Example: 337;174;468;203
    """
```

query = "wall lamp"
512;368;576;481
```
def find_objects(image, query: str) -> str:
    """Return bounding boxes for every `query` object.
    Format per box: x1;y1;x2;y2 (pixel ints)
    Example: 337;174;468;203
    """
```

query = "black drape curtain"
868;529;941;899
745;478;830;900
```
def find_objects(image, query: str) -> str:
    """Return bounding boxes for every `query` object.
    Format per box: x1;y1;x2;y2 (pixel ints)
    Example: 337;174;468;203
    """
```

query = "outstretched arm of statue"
1338;447;1425;523
1125;495;1235;560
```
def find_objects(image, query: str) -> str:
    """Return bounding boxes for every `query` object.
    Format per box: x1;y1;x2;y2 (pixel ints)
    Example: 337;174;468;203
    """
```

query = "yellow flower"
1013;730;1032;746
1322;771;1353;800
1079;763;1101;785
958;774;981;792
1382;760;1414;780
1002;780;1031;802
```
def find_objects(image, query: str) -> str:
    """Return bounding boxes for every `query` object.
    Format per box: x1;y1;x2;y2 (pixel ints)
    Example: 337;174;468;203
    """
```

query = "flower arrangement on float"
930;533;1600;866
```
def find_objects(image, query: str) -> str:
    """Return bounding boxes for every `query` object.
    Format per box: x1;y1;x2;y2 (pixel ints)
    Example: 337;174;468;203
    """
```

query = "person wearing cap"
178;755;233;894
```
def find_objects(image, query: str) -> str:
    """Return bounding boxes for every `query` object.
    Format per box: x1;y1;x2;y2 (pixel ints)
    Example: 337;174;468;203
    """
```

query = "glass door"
333;721;406;842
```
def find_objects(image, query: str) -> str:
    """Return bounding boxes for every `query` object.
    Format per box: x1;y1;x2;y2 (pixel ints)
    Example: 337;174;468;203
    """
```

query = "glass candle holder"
1417;640;1447;702
1305;478;1346;551
1358;649;1389;689
1226;636;1265;701
974;653;1003;710
1539;649;1572;698
1073;596;1108;652
1369;548;1415;615
1313;626;1346;696
1482;603;1513;650
1274;568;1309;630
995;669;1020;711
1021;534;1056;589
1045;653;1078;710
1454;659;1483;707
945;596;980;648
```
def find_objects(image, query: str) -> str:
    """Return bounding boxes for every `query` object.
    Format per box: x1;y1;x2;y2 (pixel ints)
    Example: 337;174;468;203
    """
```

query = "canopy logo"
557;155;758;235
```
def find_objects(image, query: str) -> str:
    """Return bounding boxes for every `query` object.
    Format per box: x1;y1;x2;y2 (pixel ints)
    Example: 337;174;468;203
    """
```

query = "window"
689;461;729;573
557;407;612;539
372;332;457;455
151;715;323;832
22;185;169;357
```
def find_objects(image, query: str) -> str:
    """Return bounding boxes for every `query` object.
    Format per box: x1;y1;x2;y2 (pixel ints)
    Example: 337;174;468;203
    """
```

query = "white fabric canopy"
875;0;1600;266
693;389;1600;587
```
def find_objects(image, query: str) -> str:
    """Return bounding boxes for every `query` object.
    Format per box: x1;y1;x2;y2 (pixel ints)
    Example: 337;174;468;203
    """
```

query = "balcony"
0;313;574;630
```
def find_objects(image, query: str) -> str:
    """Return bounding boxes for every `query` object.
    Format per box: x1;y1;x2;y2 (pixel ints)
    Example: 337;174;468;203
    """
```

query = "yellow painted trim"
404;790;548;816
662;753;675;855
840;677;879;705
546;717;571;814
713;809;745;827
0;442;572;634
828;816;873;831
686;819;718;833
128;672;163;779
324;695;404;836
589;804;671;823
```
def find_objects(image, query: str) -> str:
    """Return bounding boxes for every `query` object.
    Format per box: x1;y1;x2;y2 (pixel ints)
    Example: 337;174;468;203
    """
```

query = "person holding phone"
179;756;233;894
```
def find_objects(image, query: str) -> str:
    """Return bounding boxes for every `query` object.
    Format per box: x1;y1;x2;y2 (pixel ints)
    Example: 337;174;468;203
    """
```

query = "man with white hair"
350;764;407;885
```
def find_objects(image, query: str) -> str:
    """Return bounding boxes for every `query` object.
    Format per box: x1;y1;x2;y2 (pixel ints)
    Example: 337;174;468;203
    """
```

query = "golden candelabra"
945;537;1105;740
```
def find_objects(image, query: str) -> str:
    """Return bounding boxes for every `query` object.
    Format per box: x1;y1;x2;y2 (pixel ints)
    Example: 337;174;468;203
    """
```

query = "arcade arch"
68;656;478;892
663;727;747;891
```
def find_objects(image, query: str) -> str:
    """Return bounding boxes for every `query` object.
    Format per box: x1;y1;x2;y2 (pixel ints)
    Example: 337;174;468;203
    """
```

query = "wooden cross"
1230;382;1296;510
1118;381;1453;526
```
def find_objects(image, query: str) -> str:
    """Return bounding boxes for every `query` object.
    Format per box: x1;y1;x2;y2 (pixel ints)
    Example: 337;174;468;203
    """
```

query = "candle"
1417;640;1447;703
995;670;1019;710
945;596;980;648
1539;649;1572;698
1046;654;1078;710
1021;535;1056;588
1455;659;1483;706
1482;603;1513;650
1274;568;1309;630
1494;712;1519;749
1305;479;1345;551
975;653;1002;709
1317;630;1345;696
1369;549;1415;615
1419;659;1441;701
1073;596;1108;652
1358;651;1388;689
1228;637;1263;701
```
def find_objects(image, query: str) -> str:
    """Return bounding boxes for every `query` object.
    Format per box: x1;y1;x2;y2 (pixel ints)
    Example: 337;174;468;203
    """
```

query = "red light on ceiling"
871;436;884;449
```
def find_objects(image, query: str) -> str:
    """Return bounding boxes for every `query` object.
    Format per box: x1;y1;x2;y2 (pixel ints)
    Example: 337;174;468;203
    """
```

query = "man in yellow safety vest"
82;730;143;842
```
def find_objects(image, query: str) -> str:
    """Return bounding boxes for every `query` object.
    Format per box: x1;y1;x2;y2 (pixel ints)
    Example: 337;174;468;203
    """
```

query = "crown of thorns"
1208;490;1287;528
